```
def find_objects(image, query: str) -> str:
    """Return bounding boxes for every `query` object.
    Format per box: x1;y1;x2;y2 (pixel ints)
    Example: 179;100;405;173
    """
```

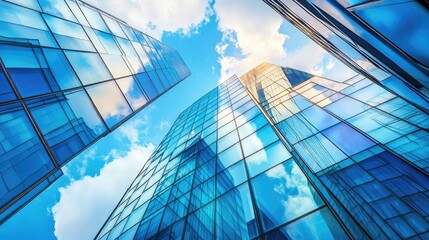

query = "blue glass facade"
263;0;429;108
98;64;429;239
0;0;190;223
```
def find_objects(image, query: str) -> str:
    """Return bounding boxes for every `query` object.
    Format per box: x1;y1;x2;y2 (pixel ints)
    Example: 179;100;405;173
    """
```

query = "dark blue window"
135;72;158;100
0;67;16;102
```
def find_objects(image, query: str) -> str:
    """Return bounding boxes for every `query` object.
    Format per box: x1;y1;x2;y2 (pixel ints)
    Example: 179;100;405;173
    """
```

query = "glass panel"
0;67;16;102
264;207;349;240
42;48;81;90
26;90;107;163
241;125;278;157
0;103;54;207
80;6;109;32
116;76;147;110
95;30;121;55
301;105;339;131
103;16;127;38
216;183;258;240
246;141;292;177
294;134;347;172
0;45;51;97
216;161;247;195
325;96;369;120
0;1;47;30
86;81;132;128
355;1;429;68
65;51;112;85
135;72;158;100
217;143;242;170
322;123;375;156
251;160;323;232
100;54;132;78
350;84;395;107
184;202;215;239
38;0;76;22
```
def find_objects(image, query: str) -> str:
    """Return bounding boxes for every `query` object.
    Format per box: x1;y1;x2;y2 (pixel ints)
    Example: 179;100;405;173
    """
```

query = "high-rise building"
263;0;429;108
97;63;429;239
0;0;190;223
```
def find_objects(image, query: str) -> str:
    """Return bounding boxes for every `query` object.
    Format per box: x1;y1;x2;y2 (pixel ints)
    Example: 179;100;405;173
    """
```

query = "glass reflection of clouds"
252;160;323;231
86;81;132;128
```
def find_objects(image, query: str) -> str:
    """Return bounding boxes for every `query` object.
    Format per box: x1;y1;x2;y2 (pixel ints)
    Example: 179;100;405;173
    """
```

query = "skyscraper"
263;0;429;109
97;63;429;239
0;0;190;223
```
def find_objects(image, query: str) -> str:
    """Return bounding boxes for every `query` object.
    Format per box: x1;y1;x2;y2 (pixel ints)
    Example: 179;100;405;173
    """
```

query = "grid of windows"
97;76;348;240
240;63;429;239
264;0;429;108
0;0;190;223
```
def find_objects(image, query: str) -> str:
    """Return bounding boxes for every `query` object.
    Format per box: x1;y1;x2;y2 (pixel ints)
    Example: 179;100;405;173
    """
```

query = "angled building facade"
263;0;429;110
97;63;429;239
0;0;190;223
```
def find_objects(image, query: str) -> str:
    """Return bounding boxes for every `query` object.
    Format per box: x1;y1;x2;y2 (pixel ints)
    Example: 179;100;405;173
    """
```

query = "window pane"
301;105;339;131
265;207;348;240
96;30;121;55
65;51;112;85
42;48;81;90
116;76;147;110
216;183;258;239
135;73;158;100
322;123;375;156
38;0;76;21
103;16;127;38
0;45;51;97
0;67;16;102
26;90;107;163
100;54;132;78
246;141;292;177
216;161;247;195
86;81;132;128
80;6;109;32
0;103;54;206
241;125;278;157
251;160;323;232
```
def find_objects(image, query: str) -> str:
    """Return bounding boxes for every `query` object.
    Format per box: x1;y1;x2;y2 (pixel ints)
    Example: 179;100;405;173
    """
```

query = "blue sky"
0;1;355;239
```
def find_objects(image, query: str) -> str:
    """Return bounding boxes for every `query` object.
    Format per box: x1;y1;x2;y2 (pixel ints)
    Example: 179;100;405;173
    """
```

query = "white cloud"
213;0;356;82
158;120;171;131
84;0;213;38
52;143;155;240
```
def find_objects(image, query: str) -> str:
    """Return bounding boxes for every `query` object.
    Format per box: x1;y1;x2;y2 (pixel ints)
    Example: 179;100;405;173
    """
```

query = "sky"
0;0;355;239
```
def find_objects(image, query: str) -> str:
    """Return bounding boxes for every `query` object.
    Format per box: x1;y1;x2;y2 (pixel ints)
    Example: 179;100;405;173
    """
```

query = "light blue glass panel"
265;207;349;239
325;96;369;119
43;14;94;51
116;76;147;111
80;6;109;32
294;133;347;172
355;1;429;68
238;114;267;139
42;48;81;90
216;161;247;195
0;45;52;97
102;16;127;38
65;51;112;85
86;81;132;128
95;30;121;55
241;125;279;157
276;113;318;144
66;1;89;26
323;123;375;156
216;183;258;239
11;0;41;11
184;202;215;239
0;1;47;30
100;54;132;78
251;160;323;232
301;105;339;131
26;90;107;163
246;141;292;177
217;143;242;169
0;103;54;207
0;67;16;102
38;0;76;22
116;37;137;56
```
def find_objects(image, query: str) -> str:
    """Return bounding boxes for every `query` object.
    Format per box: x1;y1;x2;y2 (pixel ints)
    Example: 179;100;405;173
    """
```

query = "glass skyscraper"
0;0;190;223
97;63;429;239
263;0;429;108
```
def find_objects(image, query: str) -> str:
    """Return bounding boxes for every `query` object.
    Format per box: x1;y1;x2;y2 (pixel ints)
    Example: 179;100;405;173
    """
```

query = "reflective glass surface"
98;76;344;239
0;0;190;224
